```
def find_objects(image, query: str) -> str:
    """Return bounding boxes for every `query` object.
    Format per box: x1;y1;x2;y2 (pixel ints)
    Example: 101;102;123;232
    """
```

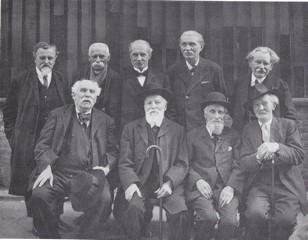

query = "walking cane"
268;156;275;240
146;145;163;240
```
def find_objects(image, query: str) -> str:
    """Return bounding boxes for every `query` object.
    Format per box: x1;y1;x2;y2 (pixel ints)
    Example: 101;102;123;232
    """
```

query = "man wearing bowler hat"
240;84;307;240
186;92;244;240
28;79;118;239
113;82;190;240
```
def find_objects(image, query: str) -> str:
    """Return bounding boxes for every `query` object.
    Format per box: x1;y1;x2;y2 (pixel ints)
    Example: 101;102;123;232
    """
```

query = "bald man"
72;43;122;135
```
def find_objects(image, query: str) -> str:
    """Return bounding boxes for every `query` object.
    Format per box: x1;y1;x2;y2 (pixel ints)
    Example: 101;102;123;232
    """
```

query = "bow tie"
79;113;91;123
136;70;148;77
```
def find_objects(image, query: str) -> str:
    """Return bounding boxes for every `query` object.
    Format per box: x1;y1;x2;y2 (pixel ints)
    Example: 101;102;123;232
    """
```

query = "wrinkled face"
72;81;98;112
130;42;151;71
180;34;203;62
144;95;167;117
252;95;275;123
204;105;226;125
249;52;272;79
88;45;110;72
34;47;57;75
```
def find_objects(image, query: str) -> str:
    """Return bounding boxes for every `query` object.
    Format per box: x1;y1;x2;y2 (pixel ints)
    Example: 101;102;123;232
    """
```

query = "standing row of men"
2;29;306;240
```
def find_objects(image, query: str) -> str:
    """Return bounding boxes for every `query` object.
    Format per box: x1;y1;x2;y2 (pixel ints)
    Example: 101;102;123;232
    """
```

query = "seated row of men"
27;79;306;240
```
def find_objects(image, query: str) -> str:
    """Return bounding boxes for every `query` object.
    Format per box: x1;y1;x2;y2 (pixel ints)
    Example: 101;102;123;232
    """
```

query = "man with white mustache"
231;46;297;132
186;92;244;240
114;82;190;240
28;79;118;238
3;42;71;235
240;84;306;240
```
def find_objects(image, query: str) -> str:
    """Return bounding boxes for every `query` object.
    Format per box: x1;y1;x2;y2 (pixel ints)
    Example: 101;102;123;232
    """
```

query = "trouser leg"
167;210;190;240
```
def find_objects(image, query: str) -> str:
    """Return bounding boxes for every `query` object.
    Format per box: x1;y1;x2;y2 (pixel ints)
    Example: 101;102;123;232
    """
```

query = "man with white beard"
185;92;245;240
114;82;190;240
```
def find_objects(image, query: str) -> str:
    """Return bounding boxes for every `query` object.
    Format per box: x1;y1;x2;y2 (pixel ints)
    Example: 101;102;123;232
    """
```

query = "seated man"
28;79;118;239
186;92;244;240
113;82;189;240
240;84;307;240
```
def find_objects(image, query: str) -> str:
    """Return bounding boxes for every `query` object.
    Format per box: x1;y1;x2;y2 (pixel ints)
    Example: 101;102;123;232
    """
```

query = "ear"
107;54;111;62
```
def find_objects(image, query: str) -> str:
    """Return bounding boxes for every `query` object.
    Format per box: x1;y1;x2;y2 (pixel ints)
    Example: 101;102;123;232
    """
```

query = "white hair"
129;39;153;55
246;46;280;65
180;30;205;48
88;43;110;56
71;79;101;97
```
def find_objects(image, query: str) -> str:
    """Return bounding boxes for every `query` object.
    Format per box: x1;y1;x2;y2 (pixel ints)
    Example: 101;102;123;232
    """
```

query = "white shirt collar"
186;58;200;70
251;73;266;87
133;66;148;73
258;117;272;129
36;67;52;87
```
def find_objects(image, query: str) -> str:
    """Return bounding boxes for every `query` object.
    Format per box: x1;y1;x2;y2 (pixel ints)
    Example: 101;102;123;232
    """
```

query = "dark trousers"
245;183;301;240
28;170;111;239
114;190;190;240
189;189;239;240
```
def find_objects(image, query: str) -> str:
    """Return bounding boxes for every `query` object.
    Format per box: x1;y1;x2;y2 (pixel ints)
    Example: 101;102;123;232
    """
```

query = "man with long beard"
185;92;244;240
114;82;190;240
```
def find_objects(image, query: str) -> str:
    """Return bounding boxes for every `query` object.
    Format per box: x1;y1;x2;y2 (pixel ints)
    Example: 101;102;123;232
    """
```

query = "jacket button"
185;95;189;99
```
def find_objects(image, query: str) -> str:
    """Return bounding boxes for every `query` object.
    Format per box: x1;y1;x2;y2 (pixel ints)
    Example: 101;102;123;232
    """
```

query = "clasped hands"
125;181;172;201
196;179;234;207
256;142;279;162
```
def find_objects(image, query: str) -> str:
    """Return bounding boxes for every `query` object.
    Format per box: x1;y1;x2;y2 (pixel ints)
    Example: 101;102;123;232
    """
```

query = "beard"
145;109;165;126
206;120;224;136
40;66;52;75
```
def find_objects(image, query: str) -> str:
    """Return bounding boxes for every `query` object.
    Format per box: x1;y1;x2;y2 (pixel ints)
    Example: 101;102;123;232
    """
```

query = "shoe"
32;226;39;237
141;224;153;238
58;218;73;233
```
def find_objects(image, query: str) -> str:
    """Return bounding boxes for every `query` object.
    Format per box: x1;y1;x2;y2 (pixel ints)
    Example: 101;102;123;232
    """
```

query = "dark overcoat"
117;117;188;214
2;68;70;195
120;67;174;130
29;104;118;188
186;126;244;202
231;73;297;132
71;65;122;131
240;117;307;214
167;57;227;131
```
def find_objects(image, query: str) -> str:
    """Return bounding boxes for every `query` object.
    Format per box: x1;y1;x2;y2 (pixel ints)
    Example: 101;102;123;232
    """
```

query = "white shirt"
186;58;200;72
134;66;148;87
36;67;52;88
258;117;272;142
251;73;266;87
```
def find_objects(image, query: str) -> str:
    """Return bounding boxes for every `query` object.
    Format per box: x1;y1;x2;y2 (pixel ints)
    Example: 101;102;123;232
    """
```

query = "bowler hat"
243;84;279;110
70;170;105;212
201;92;231;112
136;82;173;105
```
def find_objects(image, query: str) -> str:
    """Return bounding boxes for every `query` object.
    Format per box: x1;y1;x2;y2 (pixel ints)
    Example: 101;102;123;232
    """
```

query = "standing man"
28;79;118;239
240;84;307;240
3;42;71;233
71;42;121;133
167;30;227;131
120;39;174;130
231;46;297;132
114;83;190;240
186;92;244;240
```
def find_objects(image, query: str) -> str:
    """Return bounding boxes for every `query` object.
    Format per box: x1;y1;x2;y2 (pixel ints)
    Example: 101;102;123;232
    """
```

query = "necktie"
261;123;270;142
79;113;91;128
190;65;196;75
212;134;220;145
43;76;48;88
152;125;159;135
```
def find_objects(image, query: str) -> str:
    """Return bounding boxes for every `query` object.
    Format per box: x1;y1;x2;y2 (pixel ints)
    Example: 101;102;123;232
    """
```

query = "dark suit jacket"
117;117;188;214
29;104;119;189
120;67;174;130
3;68;71;195
240;117;307;214
71;65;122;135
167;57;226;131
231;73;297;132
186;126;244;202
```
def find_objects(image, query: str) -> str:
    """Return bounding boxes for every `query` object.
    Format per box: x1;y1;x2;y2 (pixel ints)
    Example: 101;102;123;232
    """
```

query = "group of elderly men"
3;30;306;240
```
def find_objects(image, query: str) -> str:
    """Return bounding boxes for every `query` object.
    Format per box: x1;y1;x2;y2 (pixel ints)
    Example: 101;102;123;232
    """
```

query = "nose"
214;112;220;118
259;105;264;110
43;57;49;63
136;54;142;60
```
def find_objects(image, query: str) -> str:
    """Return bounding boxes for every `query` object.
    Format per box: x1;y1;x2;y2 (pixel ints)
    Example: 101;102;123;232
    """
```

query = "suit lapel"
177;61;192;93
270;117;282;143
250;121;263;149
29;69;40;104
137;119;148;145
157;118;169;138
186;58;206;94
215;129;226;153
200;126;215;149
90;108;102;139
52;73;66;104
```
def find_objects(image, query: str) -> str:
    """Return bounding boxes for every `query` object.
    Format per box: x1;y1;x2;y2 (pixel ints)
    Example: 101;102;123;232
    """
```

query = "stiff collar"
133;66;148;73
186;58;200;70
251;73;266;87
258;117;272;129
36;67;52;87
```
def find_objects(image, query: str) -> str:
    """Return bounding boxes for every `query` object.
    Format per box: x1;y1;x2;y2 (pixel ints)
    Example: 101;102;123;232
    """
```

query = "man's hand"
155;181;172;199
257;142;279;161
92;165;110;176
125;183;142;201
33;165;53;189
196;179;212;199
219;186;234;207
